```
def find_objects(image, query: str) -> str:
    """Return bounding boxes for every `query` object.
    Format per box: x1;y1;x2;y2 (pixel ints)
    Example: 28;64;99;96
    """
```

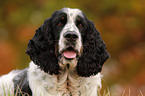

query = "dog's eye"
57;17;65;26
78;23;83;28
57;21;62;26
76;18;83;28
61;17;65;20
77;22;83;28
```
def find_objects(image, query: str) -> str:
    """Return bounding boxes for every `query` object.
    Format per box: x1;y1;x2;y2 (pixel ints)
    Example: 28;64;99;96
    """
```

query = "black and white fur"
0;8;109;96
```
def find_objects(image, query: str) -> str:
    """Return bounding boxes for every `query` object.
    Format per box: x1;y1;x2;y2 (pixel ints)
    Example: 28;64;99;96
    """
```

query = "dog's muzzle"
61;31;79;60
64;31;78;42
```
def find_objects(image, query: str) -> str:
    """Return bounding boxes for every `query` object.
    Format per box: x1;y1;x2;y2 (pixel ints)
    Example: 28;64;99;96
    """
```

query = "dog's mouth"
61;47;78;60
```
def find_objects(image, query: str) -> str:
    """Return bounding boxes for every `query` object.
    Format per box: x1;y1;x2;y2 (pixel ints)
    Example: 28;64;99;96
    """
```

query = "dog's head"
26;8;109;77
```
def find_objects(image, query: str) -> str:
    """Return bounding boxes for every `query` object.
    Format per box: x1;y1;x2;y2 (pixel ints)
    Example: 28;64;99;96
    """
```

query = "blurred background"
0;0;145;95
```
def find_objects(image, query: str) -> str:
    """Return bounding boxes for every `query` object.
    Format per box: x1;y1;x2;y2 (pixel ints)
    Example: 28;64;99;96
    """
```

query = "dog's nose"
64;32;78;42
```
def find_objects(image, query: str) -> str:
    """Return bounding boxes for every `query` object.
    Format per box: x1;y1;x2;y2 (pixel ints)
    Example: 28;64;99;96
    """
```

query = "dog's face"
58;8;83;57
55;8;84;68
26;8;109;77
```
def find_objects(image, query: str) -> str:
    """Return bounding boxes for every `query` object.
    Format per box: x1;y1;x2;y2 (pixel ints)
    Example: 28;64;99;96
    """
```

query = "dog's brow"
52;12;66;22
62;8;84;18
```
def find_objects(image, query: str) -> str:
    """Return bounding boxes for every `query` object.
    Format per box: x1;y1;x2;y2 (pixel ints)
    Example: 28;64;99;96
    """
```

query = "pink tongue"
63;51;77;59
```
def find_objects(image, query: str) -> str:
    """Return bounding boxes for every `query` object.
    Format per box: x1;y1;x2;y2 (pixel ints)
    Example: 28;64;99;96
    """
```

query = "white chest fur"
28;62;102;96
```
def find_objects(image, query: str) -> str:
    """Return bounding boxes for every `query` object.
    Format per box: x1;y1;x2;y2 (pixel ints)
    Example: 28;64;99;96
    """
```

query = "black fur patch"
76;19;110;77
26;17;60;75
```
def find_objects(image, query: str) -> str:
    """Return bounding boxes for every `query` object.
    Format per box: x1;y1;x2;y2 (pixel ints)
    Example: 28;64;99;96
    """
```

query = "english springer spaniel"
0;8;109;96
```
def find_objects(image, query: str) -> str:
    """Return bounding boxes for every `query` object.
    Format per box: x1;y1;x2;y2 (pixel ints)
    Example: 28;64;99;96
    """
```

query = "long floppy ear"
26;18;59;75
77;20;109;77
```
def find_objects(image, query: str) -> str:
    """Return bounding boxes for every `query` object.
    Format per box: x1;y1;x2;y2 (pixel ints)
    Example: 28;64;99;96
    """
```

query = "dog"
0;8;109;96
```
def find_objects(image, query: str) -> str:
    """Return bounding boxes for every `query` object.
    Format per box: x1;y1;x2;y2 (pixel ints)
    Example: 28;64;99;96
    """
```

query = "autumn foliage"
0;0;145;95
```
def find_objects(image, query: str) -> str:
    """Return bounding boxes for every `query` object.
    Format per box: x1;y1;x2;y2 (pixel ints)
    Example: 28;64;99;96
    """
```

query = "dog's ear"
26;18;59;75
77;20;110;77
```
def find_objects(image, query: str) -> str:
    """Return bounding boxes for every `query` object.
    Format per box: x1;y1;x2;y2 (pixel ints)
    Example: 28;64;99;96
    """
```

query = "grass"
1;86;144;96
1;85;31;96
98;89;144;96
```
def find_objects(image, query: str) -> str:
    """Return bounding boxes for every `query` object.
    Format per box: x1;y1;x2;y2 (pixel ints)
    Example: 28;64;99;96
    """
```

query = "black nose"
64;32;78;42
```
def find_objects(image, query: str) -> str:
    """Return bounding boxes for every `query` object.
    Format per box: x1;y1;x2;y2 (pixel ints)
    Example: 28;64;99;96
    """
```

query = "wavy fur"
26;18;59;75
77;20;109;77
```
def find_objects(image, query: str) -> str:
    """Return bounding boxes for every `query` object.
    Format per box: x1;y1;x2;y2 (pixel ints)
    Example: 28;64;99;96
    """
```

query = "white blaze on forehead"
61;8;84;32
62;8;84;19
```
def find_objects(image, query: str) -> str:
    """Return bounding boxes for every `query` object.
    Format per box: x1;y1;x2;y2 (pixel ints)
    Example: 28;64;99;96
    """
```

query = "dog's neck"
53;59;82;95
56;66;80;95
28;61;101;96
59;56;78;70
